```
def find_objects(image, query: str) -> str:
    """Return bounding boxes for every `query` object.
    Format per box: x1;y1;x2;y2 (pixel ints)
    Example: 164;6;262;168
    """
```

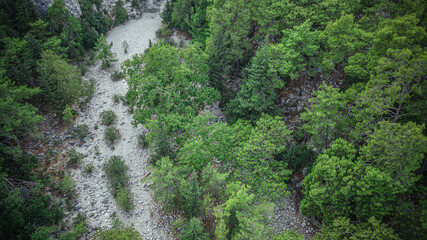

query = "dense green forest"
1;0;426;239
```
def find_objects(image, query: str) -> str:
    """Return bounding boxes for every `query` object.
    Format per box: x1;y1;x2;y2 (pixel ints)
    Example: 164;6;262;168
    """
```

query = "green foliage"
151;116;171;164
113;94;121;104
104;126;121;146
301;83;349;150
0;71;42;143
100;110;117;126
215;182;274;240
234;114;292;202
111;70;124;81
57;174;76;198
301;139;398;224
73;124;89;141
275;143;316;172
313;217;400;240
113;1;129;25
62;105;74;125
181;217;208;240
38;50;83;110
149;157;183;211
123;42;219;125
93;219;141;240
84;163;94;174
137;133;147;148
67;150;84;167
226;46;285;123
162;0;173;24
103;156;133;211
95;34;117;69
273;230;304;240
30;225;56;240
180;173;202;218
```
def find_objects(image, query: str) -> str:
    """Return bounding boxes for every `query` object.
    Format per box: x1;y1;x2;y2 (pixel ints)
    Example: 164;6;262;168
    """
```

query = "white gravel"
69;9;174;240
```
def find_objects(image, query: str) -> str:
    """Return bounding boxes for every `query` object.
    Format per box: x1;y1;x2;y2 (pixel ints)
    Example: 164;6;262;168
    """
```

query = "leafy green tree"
180;173;202;218
313;217;400;240
95;34;117;69
0;71;42;143
149;157;183;211
181;217;208;240
113;0;128;25
177;113;235;172
124;43;219;124
234;114;292;202
301;83;349;150
318;14;367;85
151;116;172;164
207;32;228;97
359;121;427;190
226;46;284;123
37;50;83;110
301;138;398;224
162;0;173;24
206;0;253;72
1;37;36;86
215;182;274;240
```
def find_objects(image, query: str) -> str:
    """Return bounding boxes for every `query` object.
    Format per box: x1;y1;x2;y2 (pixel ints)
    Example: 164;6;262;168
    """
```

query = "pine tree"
181;217;208;240
181;173;202;218
152;116;171;164
208;32;228;97
95;34;117;69
162;0;173;25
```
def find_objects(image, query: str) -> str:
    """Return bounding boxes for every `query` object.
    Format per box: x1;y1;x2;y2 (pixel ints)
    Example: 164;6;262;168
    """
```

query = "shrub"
131;0;139;8
73;124;90;141
57;174;76;198
113;94;121;104
113;0;128;25
100;110;117;125
275;143;316;172
103;156;133;211
137;133;147;148
62;105;74;126
111;70;124;82
181;217;208;240
104;126;121;145
67;150;84;167
84;163;94;174
93;219;141;239
116;188;133;211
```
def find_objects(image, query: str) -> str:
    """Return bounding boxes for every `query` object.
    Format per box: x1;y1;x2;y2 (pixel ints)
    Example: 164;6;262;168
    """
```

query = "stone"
288;93;294;99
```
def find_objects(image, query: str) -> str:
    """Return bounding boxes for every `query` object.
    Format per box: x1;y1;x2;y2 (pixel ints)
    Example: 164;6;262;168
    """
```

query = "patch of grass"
73;124;90;141
100;110;117;126
103;156;133;211
104;126;121;146
137;133;147;148
84;163;94;174
67;150;84;167
113;94;121;104
111;70;124;82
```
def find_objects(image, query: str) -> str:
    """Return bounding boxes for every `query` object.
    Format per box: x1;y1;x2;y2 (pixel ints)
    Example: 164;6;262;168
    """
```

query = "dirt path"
69;10;174;240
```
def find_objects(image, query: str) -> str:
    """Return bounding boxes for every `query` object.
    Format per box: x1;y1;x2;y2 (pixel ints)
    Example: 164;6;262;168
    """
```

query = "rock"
288;93;294;99
296;180;303;188
302;167;309;177
281;97;285;105
301;222;306;228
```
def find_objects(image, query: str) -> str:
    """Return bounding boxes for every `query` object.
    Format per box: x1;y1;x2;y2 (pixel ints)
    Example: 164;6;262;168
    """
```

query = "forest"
0;0;426;239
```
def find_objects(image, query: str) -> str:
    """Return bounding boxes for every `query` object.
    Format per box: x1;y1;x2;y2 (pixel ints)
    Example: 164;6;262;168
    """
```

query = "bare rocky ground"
65;10;175;240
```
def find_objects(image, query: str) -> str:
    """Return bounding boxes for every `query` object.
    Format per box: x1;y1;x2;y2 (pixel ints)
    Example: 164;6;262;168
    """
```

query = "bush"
104;126;121;145
84;163;94;174
131;0;139;8
111;70;124;82
103;156;133;211
100;110;117;125
73;124;90;141
93;219;141;240
275;143;316;172
113;94;121;104
67;150;84;167
62;105;74;126
113;0;128;25
57;174;76;198
116;188;133;211
137;133;147;148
